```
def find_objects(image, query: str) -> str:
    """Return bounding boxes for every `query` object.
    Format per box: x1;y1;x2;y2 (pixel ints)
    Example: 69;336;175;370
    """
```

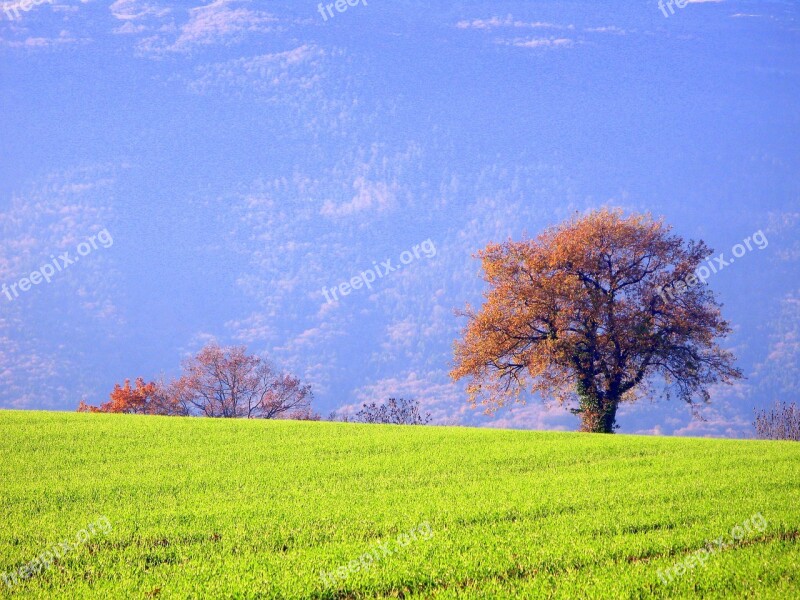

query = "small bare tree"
282;407;321;421
355;398;431;425
175;343;313;419
754;401;800;441
327;410;351;422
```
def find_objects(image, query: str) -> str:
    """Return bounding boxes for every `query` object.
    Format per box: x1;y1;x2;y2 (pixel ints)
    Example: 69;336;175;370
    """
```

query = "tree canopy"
451;208;742;433
78;343;313;420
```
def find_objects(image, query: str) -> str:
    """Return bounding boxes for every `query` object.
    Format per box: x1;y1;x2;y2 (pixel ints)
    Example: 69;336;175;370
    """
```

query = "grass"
0;410;798;599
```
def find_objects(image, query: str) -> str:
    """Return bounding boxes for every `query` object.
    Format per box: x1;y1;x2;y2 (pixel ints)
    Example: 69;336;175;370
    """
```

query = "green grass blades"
1;410;798;598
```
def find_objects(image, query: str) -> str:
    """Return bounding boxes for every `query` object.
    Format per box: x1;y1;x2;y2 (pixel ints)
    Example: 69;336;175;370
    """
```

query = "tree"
78;378;186;416
77;343;313;420
754;401;800;441
355;398;432;425
282;407;322;421
174;343;313;419
451;209;743;433
327;410;352;422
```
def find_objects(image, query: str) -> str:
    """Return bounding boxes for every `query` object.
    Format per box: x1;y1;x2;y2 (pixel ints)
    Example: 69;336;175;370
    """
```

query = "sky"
1;0;798;437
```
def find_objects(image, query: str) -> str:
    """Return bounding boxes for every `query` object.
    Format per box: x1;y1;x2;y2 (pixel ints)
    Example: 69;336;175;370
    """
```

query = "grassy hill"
0;410;798;599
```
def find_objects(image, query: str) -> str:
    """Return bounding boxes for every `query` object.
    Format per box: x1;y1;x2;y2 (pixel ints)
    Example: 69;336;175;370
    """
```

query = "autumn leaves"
78;342;314;420
450;209;744;433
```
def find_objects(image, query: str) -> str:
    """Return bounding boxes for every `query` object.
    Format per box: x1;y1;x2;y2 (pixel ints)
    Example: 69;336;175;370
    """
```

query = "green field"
1;411;798;599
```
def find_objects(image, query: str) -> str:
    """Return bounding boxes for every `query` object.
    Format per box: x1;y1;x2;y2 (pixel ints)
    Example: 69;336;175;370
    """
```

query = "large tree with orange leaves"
451;209;742;433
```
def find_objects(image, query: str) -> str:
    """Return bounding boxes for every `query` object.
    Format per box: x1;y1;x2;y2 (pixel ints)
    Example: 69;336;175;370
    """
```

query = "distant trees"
78;343;314;420
173;343;313;419
754;401;800;441
451;209;743;433
78;377;186;416
328;410;351;422
285;407;322;421
354;398;432;425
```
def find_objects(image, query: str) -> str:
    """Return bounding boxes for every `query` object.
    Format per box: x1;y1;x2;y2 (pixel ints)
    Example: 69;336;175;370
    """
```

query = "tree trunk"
575;388;619;433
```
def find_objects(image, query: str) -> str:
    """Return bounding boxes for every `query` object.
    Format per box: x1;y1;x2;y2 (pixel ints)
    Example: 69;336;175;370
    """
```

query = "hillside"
1;411;798;598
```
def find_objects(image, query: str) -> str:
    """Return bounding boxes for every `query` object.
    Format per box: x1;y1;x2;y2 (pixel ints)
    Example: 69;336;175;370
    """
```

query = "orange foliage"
451;208;742;433
78;343;313;420
78;378;185;416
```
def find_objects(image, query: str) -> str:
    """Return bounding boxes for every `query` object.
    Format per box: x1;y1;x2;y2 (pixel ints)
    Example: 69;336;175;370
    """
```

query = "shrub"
355;398;431;425
754;401;800;441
